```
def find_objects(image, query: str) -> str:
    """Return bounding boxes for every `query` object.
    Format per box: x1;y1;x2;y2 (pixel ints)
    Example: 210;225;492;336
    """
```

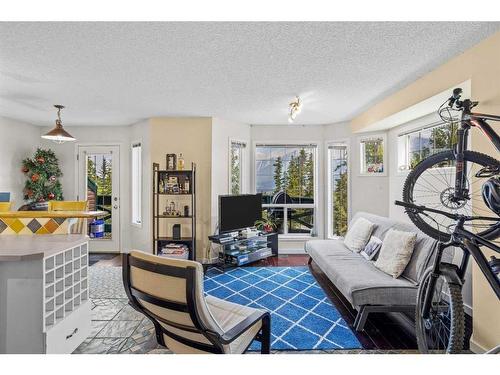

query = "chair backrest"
0;202;12;212
122;250;225;353
48;200;87;211
48;201;88;234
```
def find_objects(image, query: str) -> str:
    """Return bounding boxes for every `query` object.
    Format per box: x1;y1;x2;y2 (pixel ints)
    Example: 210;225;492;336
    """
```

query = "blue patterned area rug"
204;266;361;351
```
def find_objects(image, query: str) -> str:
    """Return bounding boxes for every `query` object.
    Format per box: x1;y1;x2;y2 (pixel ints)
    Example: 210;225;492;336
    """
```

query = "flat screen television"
219;194;262;233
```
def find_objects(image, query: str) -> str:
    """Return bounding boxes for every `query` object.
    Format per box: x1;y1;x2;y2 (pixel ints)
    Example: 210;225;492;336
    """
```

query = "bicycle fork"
421;243;447;321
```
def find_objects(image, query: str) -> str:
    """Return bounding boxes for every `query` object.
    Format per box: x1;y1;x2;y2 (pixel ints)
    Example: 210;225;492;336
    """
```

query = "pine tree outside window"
327;142;349;238
229;140;246;195
255;143;316;237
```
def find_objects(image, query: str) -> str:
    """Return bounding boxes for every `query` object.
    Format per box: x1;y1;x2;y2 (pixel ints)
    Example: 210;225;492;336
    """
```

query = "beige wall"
350;31;500;352
0;117;40;209
150;117;212;261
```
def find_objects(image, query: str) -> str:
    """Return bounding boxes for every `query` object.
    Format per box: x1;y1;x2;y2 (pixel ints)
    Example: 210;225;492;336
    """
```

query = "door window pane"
86;153;113;239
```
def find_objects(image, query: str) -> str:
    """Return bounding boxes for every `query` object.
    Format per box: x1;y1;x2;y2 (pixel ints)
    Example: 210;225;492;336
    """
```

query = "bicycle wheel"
403;150;500;242
416;268;465;353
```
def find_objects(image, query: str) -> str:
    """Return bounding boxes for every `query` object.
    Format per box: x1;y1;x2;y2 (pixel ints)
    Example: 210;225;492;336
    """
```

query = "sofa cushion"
343;217;375;252
306;239;417;307
374;229;417;278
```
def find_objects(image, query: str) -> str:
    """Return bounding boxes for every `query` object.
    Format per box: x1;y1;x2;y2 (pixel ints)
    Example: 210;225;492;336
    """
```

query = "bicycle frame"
421;218;500;320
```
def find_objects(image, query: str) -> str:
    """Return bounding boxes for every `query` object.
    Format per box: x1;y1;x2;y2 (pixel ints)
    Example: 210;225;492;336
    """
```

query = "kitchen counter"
0;234;88;261
0;210;106;218
0;234;91;353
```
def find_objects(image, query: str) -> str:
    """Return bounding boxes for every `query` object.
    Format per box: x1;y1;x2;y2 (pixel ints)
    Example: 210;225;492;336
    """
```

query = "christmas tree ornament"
22;166;29;173
37;156;45;164
31;173;40;182
48;192;55;200
49;175;56;182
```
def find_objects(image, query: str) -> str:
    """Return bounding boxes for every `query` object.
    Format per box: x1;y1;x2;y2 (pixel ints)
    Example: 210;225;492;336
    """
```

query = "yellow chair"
48;201;88;234
0;202;12;212
48;200;87;211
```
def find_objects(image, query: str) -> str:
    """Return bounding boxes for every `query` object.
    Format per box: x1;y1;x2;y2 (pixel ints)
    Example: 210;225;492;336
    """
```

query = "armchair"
122;250;271;354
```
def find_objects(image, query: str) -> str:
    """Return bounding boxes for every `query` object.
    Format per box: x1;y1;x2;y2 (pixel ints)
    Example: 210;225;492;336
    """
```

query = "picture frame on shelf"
166;154;177;171
358;133;387;176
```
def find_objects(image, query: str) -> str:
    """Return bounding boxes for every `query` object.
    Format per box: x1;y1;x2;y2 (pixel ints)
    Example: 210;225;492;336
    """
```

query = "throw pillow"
360;236;382;261
343;217;375;253
374;229;417;278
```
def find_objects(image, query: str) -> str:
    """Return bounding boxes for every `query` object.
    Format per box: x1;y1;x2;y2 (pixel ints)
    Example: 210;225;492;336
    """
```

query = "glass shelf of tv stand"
208;232;277;270
208;231;275;246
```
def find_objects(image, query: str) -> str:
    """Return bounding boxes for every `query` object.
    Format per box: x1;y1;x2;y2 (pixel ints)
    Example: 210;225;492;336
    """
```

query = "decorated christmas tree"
22;148;64;203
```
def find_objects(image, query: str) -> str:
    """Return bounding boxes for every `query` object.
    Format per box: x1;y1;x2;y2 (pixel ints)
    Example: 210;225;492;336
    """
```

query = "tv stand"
208;231;278;271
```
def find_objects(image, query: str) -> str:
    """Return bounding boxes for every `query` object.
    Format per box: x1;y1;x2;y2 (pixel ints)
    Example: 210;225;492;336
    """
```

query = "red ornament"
31;173;40;182
48;192;55;200
25;189;33;198
49;175;56;182
37;156;45;164
22;166;29;174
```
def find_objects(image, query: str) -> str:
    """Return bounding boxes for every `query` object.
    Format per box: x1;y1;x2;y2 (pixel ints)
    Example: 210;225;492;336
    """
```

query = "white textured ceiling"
0;22;498;126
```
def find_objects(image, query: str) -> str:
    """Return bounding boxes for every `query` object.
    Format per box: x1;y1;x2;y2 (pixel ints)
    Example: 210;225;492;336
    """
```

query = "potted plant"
255;210;277;233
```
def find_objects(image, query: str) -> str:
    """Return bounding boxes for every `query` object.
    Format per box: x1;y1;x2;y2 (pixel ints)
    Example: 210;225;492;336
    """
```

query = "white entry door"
77;145;120;253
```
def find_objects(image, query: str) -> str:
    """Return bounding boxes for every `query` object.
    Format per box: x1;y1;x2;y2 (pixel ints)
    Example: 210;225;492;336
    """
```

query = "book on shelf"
159;243;189;259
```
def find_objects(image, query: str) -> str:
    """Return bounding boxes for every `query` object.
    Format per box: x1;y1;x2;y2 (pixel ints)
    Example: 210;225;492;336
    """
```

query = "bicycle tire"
403;150;500;242
416;268;465;353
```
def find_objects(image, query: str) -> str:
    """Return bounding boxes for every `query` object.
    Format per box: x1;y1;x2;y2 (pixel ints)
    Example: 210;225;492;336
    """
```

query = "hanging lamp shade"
41;105;76;144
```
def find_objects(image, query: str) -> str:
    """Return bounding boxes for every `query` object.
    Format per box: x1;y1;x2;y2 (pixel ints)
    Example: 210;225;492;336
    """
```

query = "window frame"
228;138;247;195
358;133;387;177
397;120;458;173
252;141;319;239
131;141;142;227
326;139;351;239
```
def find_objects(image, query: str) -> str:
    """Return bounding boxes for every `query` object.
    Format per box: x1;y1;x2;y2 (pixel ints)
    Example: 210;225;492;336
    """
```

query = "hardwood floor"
91;252;421;350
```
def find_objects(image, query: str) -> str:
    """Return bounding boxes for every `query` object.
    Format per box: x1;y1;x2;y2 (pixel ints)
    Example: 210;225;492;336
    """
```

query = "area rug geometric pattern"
204;267;361;350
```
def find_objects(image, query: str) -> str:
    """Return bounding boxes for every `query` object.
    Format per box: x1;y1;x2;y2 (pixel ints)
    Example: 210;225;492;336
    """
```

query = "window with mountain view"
398;122;458;171
255;144;316;236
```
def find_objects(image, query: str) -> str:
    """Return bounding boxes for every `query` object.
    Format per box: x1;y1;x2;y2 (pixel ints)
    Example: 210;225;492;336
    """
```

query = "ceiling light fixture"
41;105;76;144
288;96;302;123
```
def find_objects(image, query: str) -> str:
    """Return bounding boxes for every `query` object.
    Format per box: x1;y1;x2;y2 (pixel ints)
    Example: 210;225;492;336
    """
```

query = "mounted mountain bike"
402;88;500;243
395;199;500;353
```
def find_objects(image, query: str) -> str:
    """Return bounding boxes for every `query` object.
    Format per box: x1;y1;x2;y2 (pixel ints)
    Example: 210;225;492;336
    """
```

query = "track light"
288;96;302;123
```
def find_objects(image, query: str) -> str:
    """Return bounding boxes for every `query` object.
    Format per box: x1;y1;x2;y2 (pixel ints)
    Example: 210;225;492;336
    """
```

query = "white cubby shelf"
43;242;89;332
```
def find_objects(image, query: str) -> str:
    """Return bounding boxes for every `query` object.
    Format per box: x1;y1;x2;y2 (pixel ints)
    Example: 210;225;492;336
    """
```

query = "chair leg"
307;256;312;265
260;314;271;354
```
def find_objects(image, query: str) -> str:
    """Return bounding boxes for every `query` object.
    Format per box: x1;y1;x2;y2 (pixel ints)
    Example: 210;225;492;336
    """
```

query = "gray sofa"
305;211;448;331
